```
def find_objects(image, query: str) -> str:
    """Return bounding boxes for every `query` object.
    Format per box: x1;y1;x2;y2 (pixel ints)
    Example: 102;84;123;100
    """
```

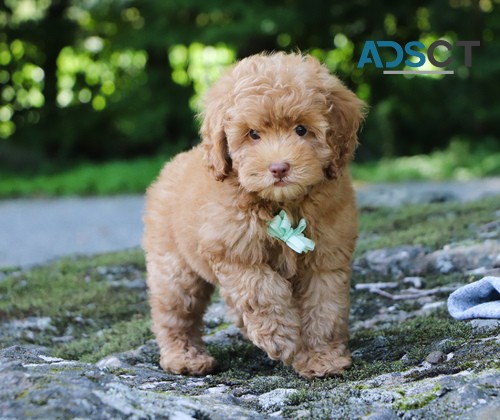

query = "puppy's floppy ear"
319;69;367;179
200;71;234;181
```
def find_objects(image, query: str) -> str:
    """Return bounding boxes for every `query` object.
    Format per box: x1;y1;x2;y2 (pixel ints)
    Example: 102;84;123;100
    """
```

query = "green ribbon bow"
267;210;315;254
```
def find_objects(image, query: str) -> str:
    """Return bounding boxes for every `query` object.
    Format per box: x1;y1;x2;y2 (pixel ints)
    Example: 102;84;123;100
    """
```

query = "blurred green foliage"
1;141;498;198
0;0;499;171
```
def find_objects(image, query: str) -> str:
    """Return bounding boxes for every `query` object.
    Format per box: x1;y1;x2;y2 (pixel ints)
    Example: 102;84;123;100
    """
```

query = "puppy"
143;52;365;378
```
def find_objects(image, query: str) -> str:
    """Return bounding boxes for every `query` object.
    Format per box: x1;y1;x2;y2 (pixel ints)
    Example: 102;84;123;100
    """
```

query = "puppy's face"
201;53;365;202
224;96;332;202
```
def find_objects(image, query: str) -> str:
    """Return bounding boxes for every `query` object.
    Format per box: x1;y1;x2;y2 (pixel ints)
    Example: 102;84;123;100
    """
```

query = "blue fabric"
448;276;500;320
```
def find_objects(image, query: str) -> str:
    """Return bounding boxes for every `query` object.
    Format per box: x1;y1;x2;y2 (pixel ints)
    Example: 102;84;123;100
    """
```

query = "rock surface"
1;337;498;419
0;194;499;418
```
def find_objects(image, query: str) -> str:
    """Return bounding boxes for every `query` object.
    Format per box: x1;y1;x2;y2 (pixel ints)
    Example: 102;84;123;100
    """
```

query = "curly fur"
143;52;366;378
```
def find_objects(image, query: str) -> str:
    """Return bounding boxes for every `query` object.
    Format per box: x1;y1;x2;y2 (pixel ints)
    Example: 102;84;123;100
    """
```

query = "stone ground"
0;181;499;419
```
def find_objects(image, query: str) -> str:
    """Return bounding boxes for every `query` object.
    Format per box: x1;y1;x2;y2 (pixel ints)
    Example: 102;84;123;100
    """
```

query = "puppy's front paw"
160;349;216;376
247;324;300;364
257;333;299;364
292;347;352;379
241;308;301;364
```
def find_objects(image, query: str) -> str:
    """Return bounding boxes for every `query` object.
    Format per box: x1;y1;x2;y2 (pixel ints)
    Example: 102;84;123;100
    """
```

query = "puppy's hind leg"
146;252;215;375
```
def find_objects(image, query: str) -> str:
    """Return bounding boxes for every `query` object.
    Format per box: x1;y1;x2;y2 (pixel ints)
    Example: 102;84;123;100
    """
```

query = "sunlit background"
0;0;499;196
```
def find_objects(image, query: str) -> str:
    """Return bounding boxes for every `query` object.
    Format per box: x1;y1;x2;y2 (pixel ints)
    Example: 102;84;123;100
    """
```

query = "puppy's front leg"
213;260;301;364
293;268;352;378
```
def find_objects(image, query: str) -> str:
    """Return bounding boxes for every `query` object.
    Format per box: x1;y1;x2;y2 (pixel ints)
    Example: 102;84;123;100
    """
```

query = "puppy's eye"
249;130;261;140
295;125;307;136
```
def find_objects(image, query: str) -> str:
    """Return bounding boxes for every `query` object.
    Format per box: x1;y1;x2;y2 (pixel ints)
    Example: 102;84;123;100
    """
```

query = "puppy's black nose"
269;162;290;179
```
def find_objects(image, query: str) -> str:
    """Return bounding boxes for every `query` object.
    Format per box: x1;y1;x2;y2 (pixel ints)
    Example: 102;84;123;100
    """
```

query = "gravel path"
1;178;499;268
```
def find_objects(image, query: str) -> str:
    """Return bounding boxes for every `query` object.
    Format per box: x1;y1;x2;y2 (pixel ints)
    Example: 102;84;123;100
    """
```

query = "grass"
0;140;499;198
351;140;500;183
0;156;168;198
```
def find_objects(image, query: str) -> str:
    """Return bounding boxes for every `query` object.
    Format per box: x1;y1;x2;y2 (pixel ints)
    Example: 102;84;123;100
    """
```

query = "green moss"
105;367;136;376
0;249;154;364
286;389;321;406
352;384;370;390
206;322;232;335
343;360;406;382
394;383;441;411
206;340;275;383
15;389;29;400
350;307;471;365
356;196;499;256
55;316;152;362
210;287;221;303
206;299;483;405
0;250;146;320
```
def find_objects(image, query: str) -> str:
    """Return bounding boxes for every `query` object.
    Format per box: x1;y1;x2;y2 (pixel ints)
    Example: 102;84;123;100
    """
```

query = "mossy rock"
0;197;499;418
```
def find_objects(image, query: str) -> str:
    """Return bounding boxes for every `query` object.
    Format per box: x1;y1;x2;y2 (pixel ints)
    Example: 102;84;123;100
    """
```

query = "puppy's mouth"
273;179;291;187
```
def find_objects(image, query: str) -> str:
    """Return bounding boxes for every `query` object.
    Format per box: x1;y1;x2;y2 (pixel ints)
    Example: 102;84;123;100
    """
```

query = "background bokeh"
0;0;499;187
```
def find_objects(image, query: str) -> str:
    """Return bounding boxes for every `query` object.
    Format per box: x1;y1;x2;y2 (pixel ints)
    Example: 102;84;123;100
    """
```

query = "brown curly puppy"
143;52;365;378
